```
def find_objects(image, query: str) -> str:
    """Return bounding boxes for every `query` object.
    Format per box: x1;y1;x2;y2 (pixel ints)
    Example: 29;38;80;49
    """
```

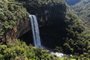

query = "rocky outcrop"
5;17;30;44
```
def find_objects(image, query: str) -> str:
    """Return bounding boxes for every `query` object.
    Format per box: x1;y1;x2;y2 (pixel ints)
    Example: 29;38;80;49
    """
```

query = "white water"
51;52;64;57
29;15;65;57
29;15;42;48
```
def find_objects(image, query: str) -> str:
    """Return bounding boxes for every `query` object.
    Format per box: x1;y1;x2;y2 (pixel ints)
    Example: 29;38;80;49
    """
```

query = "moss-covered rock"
0;0;29;44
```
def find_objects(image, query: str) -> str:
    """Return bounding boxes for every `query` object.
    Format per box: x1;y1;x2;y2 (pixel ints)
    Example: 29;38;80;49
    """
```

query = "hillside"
69;0;90;25
0;0;90;60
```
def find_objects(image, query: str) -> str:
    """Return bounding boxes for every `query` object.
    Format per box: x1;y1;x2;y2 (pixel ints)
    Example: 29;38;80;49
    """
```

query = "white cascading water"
29;15;42;48
29;14;64;57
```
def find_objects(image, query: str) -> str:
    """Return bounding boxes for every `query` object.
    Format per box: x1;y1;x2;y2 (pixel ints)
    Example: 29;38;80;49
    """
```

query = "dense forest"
0;0;90;60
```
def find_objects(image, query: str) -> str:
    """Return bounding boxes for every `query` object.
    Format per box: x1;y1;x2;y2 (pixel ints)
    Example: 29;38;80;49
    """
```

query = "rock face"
5;17;30;44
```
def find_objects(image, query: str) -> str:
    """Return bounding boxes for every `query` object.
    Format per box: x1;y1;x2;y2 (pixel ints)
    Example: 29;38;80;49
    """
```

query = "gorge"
0;0;90;60
18;0;89;55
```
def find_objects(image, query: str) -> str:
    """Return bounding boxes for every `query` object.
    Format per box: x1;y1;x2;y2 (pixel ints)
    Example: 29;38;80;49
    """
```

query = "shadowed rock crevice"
18;30;33;45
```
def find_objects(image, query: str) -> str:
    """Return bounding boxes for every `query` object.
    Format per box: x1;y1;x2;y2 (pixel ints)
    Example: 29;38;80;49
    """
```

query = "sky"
66;0;81;5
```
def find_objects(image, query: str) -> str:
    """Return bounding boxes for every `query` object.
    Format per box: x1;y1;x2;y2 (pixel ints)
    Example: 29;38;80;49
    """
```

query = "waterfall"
29;15;65;57
29;15;42;48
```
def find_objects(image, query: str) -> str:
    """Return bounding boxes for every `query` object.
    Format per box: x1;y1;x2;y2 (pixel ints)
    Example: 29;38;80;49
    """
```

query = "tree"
62;11;90;54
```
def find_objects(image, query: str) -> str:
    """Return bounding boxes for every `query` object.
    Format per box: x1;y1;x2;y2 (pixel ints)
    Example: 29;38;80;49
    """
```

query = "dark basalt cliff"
18;0;67;46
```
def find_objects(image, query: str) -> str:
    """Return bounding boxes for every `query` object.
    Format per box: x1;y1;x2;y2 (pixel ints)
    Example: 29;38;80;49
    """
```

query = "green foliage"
0;40;60;60
62;12;90;54
0;0;28;35
0;40;89;60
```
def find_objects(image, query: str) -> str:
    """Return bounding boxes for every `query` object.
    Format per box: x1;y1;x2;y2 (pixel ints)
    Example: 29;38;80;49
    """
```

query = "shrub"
0;40;60;60
0;40;89;60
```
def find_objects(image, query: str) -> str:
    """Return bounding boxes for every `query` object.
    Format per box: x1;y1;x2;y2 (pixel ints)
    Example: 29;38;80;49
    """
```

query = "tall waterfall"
29;15;65;57
29;15;42;48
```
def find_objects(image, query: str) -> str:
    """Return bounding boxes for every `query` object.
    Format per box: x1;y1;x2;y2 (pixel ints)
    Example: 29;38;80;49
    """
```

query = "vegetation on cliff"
0;0;28;36
63;11;90;55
